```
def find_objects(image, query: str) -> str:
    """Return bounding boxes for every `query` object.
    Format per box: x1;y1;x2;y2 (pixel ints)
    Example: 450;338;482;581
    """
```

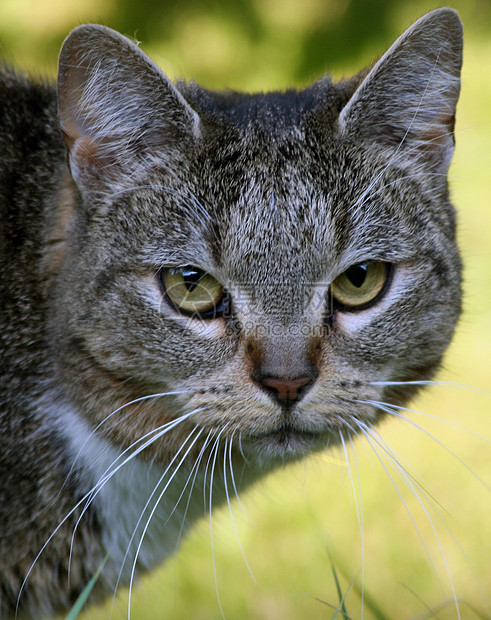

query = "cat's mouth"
246;423;327;460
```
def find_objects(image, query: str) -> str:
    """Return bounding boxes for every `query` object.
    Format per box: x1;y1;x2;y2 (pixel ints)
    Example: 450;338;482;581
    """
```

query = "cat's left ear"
57;25;200;201
339;8;462;174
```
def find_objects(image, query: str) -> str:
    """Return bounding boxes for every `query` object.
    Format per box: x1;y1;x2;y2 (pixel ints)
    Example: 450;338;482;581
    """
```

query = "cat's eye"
330;262;390;309
160;266;227;318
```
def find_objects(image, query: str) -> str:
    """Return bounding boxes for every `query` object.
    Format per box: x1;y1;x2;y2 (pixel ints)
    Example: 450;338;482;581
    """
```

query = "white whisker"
371;394;490;443
356;419;461;619
16;409;200;609
69;408;204;577
203;431;218;516
360;399;491;493
127;426;204;619
110;424;203;612
223;436;256;584
68;390;197;480
237;431;254;470
228;432;254;524
174;428;218;552
208;427;228;620
362;399;491;613
351;419;451;612
343;432;365;619
369;379;491;397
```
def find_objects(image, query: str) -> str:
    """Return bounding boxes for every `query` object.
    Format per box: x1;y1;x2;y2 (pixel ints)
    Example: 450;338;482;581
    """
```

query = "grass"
65;556;109;620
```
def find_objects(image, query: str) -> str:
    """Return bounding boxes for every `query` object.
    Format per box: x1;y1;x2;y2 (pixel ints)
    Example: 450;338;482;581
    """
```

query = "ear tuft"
339;8;463;173
57;24;200;200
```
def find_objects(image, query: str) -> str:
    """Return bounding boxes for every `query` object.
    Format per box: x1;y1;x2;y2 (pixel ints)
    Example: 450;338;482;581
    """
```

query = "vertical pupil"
182;268;202;292
346;264;367;288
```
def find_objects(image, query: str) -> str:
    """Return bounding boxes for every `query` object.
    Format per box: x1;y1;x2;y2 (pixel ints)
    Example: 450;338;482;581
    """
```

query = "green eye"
331;262;390;309
161;267;226;317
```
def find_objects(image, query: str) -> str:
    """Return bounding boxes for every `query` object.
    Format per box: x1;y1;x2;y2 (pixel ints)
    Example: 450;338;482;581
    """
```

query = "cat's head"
50;9;463;466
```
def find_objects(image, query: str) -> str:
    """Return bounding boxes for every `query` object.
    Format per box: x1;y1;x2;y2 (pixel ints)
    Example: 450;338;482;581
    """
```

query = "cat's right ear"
57;25;200;202
338;8;463;176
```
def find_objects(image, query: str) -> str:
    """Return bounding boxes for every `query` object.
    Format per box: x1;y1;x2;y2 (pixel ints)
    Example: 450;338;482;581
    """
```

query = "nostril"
260;375;314;405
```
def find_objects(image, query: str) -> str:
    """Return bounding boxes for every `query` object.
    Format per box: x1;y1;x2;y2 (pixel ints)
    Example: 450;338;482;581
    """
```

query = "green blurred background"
2;1;490;618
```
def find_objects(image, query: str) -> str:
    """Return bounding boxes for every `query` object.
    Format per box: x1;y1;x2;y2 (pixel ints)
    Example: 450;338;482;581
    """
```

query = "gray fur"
0;8;462;618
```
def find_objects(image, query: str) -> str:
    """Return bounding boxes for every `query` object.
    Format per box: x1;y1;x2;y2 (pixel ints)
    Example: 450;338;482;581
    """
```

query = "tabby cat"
0;8;463;618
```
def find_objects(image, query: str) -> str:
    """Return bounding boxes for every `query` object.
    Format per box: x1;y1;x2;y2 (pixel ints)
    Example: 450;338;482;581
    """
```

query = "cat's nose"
259;375;314;405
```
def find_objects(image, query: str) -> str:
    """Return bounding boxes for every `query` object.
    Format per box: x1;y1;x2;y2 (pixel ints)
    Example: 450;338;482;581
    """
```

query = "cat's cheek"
162;314;229;340
335;306;383;333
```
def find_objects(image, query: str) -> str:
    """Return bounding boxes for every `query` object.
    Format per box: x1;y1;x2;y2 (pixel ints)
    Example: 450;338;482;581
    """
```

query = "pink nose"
260;376;313;404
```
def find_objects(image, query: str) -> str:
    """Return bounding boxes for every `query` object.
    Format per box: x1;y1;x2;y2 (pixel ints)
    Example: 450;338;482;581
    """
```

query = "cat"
0;7;463;619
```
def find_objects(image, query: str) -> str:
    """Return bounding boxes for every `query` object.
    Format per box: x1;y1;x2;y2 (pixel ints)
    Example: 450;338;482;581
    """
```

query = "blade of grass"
329;555;346;618
327;549;391;620
303;593;353;619
328;547;361;619
65;555;109;620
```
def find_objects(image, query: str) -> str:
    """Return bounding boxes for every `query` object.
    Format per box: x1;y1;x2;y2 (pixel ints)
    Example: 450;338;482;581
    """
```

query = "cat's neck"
48;393;261;583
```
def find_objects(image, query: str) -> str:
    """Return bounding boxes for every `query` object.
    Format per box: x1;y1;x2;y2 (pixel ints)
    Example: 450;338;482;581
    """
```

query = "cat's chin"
244;424;329;464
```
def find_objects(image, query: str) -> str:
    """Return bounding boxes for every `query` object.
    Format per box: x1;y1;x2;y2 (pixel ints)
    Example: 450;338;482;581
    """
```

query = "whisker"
111;424;203;612
208;426;228;620
368;379;491;397
345;432;365;619
349;419;452;614
362;400;491;613
162;427;214;528
355;419;461;619
228;432;254;525
68;408;204;575
360;399;491;493
203;432;218;516
174;428;218;553
127;426;204;620
376;398;490;444
18;409;201;612
68;390;197;479
237;431;254;470
68;410;203;583
136;427;217;618
223;436;256;584
353;404;450;511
